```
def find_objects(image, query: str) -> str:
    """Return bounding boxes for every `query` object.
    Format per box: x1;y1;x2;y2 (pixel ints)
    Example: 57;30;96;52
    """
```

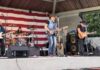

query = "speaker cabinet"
7;46;29;58
29;47;40;56
69;33;77;55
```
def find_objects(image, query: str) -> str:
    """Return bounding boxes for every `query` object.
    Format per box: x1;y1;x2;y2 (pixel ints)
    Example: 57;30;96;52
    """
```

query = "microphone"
57;17;59;22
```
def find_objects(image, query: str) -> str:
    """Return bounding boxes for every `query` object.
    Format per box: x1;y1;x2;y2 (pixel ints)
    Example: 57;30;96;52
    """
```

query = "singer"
45;15;58;56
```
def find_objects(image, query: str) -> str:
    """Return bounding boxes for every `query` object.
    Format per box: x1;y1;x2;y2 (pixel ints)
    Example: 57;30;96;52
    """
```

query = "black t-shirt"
76;24;86;39
77;25;86;32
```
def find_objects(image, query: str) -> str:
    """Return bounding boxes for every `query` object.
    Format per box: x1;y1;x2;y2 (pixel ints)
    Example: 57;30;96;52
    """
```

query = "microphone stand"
56;17;60;41
57;17;59;29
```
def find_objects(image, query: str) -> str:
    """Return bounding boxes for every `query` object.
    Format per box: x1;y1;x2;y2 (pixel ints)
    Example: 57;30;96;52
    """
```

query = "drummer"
15;27;23;35
15;27;26;46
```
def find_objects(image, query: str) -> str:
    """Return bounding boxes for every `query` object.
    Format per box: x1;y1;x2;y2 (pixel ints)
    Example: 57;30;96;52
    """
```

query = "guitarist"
45;15;58;56
76;21;87;56
0;22;6;56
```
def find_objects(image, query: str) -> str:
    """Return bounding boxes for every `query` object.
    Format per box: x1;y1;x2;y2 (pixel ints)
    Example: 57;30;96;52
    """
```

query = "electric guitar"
47;29;58;35
47;26;68;36
78;31;96;39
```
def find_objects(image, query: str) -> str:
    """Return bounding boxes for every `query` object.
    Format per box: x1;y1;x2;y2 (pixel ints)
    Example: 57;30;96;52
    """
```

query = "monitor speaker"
7;46;29;58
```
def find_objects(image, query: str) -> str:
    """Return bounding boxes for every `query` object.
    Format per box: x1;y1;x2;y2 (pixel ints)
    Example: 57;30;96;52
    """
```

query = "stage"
0;56;100;70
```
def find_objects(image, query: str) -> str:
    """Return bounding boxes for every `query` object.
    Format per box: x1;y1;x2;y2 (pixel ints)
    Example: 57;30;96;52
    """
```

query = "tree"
80;10;100;37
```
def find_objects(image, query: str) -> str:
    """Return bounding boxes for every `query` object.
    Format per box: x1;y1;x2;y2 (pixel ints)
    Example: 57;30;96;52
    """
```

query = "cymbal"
27;27;35;30
8;24;16;27
7;31;15;34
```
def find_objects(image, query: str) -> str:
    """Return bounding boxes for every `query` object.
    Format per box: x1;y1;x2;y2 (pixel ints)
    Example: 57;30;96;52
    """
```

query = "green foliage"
82;10;100;36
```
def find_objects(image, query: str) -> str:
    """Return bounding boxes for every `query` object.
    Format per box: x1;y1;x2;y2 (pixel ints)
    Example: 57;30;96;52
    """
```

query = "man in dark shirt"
76;21;87;55
0;22;5;56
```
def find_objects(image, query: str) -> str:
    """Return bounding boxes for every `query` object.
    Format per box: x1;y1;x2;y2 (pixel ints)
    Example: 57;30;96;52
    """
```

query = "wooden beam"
43;0;65;2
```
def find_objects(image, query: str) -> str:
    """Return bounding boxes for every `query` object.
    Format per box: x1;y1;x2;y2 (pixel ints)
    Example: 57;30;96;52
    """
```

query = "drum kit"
5;27;36;47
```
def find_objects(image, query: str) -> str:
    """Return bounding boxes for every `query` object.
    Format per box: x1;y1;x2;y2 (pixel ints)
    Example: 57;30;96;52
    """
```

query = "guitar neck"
87;31;96;35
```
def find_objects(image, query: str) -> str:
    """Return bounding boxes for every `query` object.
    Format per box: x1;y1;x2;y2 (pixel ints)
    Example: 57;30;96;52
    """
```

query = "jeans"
78;39;85;55
0;39;5;56
48;35;57;56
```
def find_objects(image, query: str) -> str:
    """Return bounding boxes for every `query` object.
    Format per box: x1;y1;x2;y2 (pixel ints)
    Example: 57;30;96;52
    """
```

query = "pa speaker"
70;34;76;44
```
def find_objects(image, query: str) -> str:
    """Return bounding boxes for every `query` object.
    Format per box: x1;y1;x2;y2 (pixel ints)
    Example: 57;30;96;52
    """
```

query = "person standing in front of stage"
0;22;6;56
76;21;87;56
45;15;58;56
